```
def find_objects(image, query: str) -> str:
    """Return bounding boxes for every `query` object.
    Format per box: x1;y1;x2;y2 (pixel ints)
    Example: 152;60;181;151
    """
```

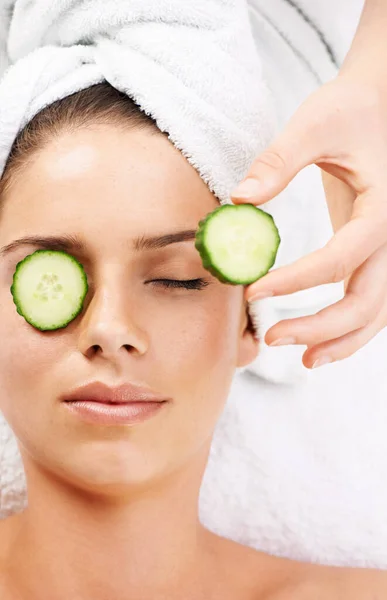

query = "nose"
77;284;148;363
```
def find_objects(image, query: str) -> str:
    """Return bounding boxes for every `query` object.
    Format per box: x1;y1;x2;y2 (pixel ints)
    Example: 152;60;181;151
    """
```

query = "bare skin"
1;513;387;600
0;124;386;599
0;513;292;600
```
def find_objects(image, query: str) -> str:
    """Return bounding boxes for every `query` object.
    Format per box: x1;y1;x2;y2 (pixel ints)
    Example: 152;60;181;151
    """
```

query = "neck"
7;446;216;600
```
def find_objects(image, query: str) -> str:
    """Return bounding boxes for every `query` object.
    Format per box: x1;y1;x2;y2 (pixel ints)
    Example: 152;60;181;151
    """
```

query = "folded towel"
1;0;280;197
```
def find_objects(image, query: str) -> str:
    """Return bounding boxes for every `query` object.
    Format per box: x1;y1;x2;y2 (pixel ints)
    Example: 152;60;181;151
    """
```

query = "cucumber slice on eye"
10;249;89;331
195;204;281;285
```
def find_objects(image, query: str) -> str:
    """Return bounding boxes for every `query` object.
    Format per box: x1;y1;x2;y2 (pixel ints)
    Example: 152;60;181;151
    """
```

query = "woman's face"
0;124;259;495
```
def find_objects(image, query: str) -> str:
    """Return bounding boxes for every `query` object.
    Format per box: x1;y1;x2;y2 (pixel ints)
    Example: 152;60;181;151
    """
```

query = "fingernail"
312;356;332;369
269;337;296;347
248;291;274;302
231;178;261;199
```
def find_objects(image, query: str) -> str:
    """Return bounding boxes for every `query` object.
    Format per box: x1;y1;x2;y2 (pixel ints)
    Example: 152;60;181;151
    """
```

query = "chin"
47;450;169;497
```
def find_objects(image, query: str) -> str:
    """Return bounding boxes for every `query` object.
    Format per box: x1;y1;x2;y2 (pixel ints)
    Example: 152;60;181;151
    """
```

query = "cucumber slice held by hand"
195;204;280;285
10;249;89;331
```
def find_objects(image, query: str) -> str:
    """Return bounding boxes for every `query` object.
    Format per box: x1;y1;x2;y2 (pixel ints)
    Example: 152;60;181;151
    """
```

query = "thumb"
231;112;321;205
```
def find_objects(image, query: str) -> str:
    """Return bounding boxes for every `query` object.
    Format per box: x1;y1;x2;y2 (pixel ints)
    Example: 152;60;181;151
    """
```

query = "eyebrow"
0;230;198;258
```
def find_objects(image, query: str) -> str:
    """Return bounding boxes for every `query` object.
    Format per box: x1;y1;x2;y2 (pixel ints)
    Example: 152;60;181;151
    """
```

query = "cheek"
0;289;64;419
0;315;68;469
143;291;242;465
149;290;241;421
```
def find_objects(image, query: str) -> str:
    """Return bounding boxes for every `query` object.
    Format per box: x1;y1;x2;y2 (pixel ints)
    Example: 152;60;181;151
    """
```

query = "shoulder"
208;533;306;597
214;534;387;600
270;562;387;600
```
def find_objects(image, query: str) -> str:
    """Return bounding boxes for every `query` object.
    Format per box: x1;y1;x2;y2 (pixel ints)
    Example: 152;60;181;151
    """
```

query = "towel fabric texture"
2;0;385;570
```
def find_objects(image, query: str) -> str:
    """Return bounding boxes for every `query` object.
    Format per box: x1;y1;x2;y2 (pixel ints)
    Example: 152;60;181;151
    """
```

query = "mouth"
61;381;170;426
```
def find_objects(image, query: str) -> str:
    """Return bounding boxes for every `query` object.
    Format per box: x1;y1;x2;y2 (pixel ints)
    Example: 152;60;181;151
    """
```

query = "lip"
64;399;167;426
61;381;169;404
61;381;170;426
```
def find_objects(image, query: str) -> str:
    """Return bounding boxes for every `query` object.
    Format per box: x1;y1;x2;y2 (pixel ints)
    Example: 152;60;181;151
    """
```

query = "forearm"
340;0;387;85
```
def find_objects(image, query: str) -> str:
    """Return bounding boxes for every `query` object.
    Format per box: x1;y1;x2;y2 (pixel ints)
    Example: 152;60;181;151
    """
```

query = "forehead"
0;125;219;237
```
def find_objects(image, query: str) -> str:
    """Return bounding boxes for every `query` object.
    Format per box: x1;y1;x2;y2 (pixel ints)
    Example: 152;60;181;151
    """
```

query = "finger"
246;211;387;301
230;107;323;205
302;300;387;369
321;172;356;294
264;242;387;347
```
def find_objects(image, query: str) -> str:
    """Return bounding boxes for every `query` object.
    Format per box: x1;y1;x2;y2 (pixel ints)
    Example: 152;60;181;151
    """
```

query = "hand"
231;76;387;369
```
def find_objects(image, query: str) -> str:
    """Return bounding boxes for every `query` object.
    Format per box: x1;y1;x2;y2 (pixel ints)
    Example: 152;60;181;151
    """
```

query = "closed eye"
151;278;210;290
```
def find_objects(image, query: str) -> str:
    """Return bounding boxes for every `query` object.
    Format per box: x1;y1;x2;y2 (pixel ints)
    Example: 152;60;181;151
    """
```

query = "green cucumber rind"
195;204;281;285
10;249;89;331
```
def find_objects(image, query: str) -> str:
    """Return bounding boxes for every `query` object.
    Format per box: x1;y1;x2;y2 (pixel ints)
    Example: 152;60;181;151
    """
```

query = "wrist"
337;64;387;108
338;0;387;98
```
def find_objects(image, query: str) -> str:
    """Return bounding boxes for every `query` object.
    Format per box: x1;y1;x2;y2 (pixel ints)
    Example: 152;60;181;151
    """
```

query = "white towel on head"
0;0;278;200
